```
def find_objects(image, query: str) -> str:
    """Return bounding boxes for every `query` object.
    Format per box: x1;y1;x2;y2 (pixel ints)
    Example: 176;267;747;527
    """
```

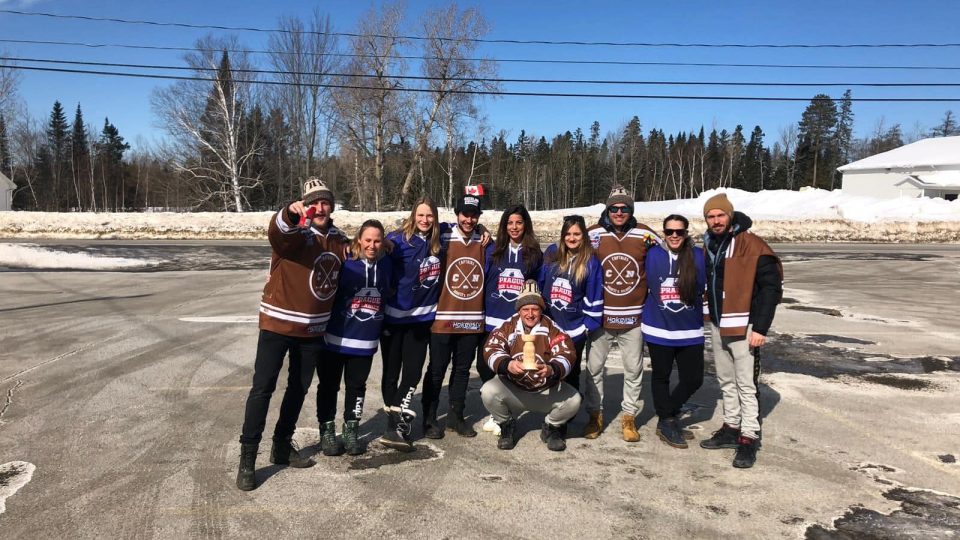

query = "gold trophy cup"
521;334;538;371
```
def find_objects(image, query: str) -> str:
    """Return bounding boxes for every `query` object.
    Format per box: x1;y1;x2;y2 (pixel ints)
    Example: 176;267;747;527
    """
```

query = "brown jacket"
712;231;783;337
482;313;576;392
587;222;659;329
259;209;348;338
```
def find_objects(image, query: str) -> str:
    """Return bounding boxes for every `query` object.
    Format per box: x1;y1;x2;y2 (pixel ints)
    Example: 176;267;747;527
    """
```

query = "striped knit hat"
515;280;545;310
303;177;335;204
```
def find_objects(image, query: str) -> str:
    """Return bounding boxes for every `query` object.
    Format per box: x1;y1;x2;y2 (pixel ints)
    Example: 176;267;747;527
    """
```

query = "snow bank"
0;244;160;270
1;189;958;242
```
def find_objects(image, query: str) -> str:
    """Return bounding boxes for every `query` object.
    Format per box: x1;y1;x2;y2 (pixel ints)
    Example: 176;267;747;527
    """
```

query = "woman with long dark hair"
317;220;393;456
539;215;604;396
479;205;543;433
640;214;707;449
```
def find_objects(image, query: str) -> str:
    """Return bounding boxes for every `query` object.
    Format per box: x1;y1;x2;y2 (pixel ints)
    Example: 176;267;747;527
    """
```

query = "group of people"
235;178;783;491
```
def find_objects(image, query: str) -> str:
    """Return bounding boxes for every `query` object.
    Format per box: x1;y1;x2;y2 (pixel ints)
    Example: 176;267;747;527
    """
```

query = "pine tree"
930;110;958;137
97;118;129;210
71;103;93;210
45;101;71;209
831;90;854;189
796;94;838;189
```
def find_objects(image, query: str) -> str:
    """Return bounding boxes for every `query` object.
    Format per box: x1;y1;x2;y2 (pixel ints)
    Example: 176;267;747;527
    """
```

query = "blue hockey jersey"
538;243;604;343
323;254;394;356
383;223;451;325
641;244;707;347
484;245;543;331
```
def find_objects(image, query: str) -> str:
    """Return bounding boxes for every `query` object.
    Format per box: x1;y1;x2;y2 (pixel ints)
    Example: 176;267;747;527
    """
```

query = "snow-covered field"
1;188;959;243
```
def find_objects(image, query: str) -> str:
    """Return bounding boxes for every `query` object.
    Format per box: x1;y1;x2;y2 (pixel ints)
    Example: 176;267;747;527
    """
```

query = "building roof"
0;171;15;190
894;170;960;190
838;135;960;172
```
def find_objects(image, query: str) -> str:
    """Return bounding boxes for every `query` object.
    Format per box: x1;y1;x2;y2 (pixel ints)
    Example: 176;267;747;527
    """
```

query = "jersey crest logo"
601;253;639;297
346;287;383;322
445;257;484;301
415;255;442;290
492;267;525;301
549;276;574;312
309;252;342;301
658;276;690;313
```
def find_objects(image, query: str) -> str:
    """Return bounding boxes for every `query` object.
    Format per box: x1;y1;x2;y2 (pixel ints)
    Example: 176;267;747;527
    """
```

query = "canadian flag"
464;184;485;196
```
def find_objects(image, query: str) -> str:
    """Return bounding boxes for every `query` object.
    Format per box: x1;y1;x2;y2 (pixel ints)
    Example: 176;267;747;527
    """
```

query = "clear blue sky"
2;0;959;150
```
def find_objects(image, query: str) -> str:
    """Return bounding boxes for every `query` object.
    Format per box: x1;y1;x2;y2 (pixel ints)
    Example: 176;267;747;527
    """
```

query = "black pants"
380;322;431;409
648;342;705;419
316;352;374;422
423;332;482;410
564;339;587;392
239;330;321;445
476;331;494;383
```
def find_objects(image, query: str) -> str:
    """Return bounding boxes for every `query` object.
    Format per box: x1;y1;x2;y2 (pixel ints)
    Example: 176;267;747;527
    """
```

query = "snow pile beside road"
1;188;958;242
0;243;160;270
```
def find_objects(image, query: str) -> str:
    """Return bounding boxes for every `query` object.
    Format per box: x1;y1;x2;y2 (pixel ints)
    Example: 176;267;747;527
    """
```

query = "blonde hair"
400;196;441;257
350;219;386;261
556;215;592;286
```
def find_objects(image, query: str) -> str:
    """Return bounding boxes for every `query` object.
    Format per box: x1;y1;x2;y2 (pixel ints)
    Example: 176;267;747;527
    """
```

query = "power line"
6;55;960;88
3;37;960;72
2;8;960;49
7;64;960;102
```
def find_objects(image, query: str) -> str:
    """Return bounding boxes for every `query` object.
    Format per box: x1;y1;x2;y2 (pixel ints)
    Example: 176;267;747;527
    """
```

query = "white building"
837;136;960;201
0;171;15;211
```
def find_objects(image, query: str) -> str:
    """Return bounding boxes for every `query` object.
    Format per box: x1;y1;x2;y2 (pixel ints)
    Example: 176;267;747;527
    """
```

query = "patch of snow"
0;243;160;270
0;461;35;514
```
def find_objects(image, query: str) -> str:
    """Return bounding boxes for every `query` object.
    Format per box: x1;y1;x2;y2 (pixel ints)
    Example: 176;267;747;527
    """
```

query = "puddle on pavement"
805;488;960;539
755;333;960;388
785;305;844;317
939;454;956;464
348;444;440;470
781;252;941;263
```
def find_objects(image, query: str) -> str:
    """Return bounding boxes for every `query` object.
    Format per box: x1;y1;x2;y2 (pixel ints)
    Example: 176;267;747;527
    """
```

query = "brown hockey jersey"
432;226;490;334
587;222;660;330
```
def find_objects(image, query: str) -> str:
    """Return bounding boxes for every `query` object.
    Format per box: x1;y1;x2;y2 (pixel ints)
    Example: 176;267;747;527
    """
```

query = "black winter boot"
497;419;516;450
270;438;315;468
342;420;364;456
656;417;688;449
733;436;760;469
699;423;741;450
423;401;444;440
236;443;258;491
319;420;344;456
447;403;477;438
540;422;567;451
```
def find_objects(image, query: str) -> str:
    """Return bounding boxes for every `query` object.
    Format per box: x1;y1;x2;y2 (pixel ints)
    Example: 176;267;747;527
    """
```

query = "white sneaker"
482;416;501;435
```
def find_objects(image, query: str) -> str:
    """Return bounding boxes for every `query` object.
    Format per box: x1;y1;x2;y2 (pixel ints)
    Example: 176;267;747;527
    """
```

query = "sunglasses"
607;205;632;215
664;228;688;237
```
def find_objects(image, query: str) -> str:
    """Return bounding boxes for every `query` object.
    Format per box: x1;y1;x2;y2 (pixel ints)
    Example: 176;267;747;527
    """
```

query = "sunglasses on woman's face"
607;205;631;215
664;228;688;237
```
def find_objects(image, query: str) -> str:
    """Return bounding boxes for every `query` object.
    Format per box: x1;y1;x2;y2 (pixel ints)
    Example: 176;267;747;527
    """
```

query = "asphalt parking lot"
1;242;958;538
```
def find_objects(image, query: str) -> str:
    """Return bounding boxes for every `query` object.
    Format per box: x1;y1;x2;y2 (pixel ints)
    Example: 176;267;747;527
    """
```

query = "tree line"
1;3;959;212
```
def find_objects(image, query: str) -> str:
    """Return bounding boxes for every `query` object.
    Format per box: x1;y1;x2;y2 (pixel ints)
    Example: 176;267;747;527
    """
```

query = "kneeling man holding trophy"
480;280;581;451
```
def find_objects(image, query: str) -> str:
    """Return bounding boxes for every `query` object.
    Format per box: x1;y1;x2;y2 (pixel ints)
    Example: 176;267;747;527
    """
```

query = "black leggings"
423;332;482;409
239;330;321;444
564;339;587;392
648;342;705;419
476;331;494;383
316;352;374;422
380;322;431;409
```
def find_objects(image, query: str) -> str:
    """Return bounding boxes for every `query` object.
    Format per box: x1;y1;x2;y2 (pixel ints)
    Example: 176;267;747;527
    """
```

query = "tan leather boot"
621;414;641;442
584;411;603;439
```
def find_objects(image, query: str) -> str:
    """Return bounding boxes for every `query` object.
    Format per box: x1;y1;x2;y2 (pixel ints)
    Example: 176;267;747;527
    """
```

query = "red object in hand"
299;206;317;227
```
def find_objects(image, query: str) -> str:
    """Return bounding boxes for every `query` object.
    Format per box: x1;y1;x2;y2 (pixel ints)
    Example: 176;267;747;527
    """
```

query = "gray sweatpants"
710;324;760;439
480;377;581;426
584;326;645;416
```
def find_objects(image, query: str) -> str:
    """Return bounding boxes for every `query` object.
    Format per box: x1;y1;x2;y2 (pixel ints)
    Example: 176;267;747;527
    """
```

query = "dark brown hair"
492;205;542;274
663;214;698;306
556;215;592;286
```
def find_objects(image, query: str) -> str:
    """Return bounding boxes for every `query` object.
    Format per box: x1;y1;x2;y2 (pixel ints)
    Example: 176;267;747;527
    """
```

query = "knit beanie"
303;177;335;204
515;280;545;310
605;186;634;212
703;192;734;218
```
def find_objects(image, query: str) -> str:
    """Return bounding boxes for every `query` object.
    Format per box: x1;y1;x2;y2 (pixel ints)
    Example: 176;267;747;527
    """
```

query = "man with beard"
699;193;783;469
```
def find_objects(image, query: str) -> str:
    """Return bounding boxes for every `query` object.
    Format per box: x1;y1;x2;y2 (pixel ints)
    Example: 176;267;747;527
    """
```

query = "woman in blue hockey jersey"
539;215;604;393
640;214;707;449
318;219;393;456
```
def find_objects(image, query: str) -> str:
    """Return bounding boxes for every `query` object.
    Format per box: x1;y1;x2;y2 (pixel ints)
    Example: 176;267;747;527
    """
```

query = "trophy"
521;334;538;371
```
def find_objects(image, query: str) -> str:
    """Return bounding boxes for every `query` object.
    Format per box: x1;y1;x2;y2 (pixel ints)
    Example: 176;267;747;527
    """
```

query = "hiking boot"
423;401;444;440
319;420;344;456
270;438;315;468
236;443;257;491
379;408;414;453
699;423;741;450
540;422;567;451
447;403;477;438
621;413;641;443
342;420;364;456
656;417;688;449
733;436;760;468
497;419;517;450
584;411;603;439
